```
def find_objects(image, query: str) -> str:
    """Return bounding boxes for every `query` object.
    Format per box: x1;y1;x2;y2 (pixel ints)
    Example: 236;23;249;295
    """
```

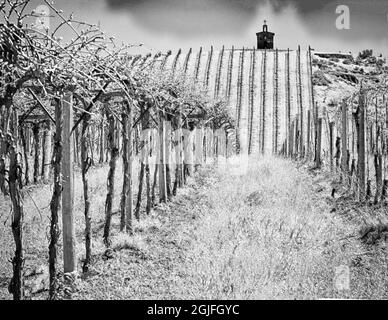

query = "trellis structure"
0;0;234;300
2;0;386;302
286;79;388;203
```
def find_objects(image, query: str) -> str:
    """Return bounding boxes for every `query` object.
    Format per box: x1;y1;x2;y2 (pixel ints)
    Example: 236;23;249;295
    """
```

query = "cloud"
105;0;265;36
103;0;388;51
105;0;340;14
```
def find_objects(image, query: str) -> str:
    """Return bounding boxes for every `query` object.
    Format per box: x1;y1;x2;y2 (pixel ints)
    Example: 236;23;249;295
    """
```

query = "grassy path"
179;157;388;299
178;157;343;299
74;156;364;299
2;156;388;299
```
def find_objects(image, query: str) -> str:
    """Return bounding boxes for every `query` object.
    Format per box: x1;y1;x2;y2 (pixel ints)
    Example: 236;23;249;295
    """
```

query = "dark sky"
28;0;388;55
104;0;387;40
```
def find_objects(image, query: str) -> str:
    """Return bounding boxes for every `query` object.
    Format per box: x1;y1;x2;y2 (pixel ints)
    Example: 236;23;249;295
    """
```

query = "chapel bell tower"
256;20;275;50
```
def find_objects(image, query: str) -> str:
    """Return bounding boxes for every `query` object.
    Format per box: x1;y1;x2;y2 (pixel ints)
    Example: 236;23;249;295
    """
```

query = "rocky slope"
312;50;387;109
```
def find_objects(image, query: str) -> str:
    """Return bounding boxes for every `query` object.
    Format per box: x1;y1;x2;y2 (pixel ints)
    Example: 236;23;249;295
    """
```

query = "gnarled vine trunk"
49;100;62;299
8;109;25;300
81;115;92;272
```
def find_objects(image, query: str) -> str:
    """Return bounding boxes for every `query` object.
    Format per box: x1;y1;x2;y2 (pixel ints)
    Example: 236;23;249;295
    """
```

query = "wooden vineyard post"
307;110;311;158
235;49;244;155
295;117;299;158
369;125;374;155
104;107;119;246
208;128;212;163
289;120;294;158
120;103;133;234
33;122;41;183
213;128;218;164
329;122;334;173
80;106;92;272
316;118;322;168
308;46;316;120
180;126;185;184
217;129;222;160
20;124;30;185
308;46;316;133
286;48;291;157
341;101;348;177
358;89;366;201
221;129;225;159
105;125;109;163
261;49;267;155
115;119;121;154
25;124;30;155
224;129;228;159
173;114;183;195
374;153;383;204
42;119;52;183
202;126;207;164
208;127;213;161
88;126;95;164
205;127;210;162
165;119;172;199
247;48;255;155
211;128;215;161
297;45;304;158
99;115;105;163
151;130;158;206
195;124;204;171
212;128;216;163
127;104;133;232
158;110;167;203
314;102;319;162
145;124;152;214
374;97;383;204
178;115;183;186
61;93;77;274
183;124;194;178
0;105;8;194
74;126;80;165
135;103;148;220
273;48;279;155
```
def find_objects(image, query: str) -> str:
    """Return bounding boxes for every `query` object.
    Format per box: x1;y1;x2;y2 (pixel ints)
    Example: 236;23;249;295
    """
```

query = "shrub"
312;70;331;86
358;49;373;60
377;58;386;68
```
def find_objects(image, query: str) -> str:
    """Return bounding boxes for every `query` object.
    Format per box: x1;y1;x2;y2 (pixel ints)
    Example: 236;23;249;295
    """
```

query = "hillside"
131;47;315;155
312;50;388;108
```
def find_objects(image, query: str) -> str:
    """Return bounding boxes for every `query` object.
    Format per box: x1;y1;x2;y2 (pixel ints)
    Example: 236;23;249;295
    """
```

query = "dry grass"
178;156;341;299
1;156;387;300
0;157;142;299
178;156;388;299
